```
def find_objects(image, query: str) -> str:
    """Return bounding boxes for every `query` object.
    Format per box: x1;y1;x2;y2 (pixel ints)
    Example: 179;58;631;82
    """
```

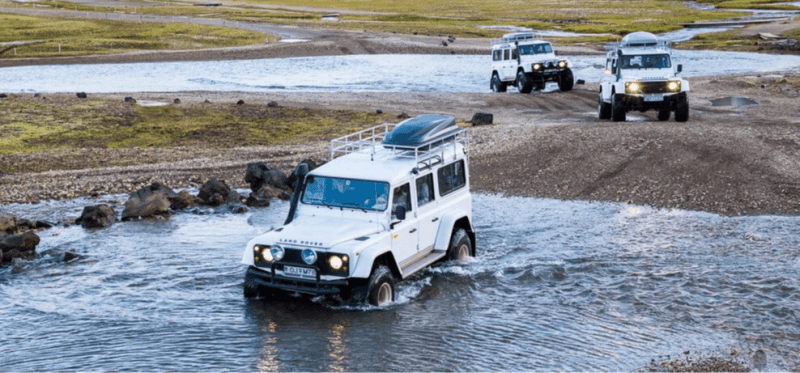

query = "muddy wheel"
598;94;612;120
516;70;533;94
491;73;506;93
675;96;689;122
243;270;259;298
558;68;574;91
657;109;670;121
363;265;395;306
611;94;626;122
447;228;473;261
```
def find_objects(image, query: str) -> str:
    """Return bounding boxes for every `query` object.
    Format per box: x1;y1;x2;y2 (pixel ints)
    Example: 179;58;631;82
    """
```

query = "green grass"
0;13;268;58
677;26;800;52
692;0;798;10
0;95;392;160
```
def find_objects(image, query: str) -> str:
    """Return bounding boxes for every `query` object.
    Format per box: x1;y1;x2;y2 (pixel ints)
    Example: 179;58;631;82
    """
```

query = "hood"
274;215;384;249
621;69;674;81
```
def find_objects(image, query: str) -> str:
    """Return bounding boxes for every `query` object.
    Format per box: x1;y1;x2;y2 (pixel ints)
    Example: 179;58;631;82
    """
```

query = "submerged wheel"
598;94;612;120
611;93;627;122
491;73;507;93
447;228;473;262
657;109;670;121
516;70;534;94
558;68;574;91
675;96;689;122
243;269;259;298
357;265;395;306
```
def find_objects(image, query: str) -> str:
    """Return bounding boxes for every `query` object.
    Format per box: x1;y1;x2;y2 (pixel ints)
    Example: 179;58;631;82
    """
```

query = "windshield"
619;54;671;69
301;176;389;211
518;43;553;55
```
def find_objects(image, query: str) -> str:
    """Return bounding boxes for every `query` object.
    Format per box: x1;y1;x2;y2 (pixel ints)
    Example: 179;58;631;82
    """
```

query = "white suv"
598;31;690;122
490;32;574;93
242;114;475;306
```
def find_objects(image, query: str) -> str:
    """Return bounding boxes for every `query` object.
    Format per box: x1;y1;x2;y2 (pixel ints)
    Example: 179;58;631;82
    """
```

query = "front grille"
638;82;668;94
255;247;348;276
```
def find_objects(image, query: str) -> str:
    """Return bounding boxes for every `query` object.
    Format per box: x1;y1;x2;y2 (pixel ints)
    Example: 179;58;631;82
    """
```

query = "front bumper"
530;68;568;81
245;265;349;296
621;92;686;111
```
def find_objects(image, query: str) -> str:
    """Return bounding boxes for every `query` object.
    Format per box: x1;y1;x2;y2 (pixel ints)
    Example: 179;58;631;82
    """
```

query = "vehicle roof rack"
491;32;545;46
605;31;672;52
330;115;468;166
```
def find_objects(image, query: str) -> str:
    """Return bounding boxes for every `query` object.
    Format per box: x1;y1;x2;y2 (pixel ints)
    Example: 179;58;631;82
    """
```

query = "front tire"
516;70;533;94
243;269;259;298
491;73;507;93
558;68;574;91
447;228;473;261
351;265;395;306
675;96;689;122
598;94;612;120
611;94;627;122
657;109;670;121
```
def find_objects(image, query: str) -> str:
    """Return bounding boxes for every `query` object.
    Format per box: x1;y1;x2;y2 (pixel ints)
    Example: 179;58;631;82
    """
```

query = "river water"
1;194;799;371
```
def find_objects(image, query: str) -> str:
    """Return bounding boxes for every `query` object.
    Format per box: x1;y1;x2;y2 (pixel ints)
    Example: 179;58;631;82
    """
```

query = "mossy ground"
693;0;798;10
0;95;392;172
677;26;800;52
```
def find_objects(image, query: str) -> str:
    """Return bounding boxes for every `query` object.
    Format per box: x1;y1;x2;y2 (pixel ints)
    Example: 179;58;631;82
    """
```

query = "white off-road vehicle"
598;31;690;122
490;32;574;93
242;114;475;306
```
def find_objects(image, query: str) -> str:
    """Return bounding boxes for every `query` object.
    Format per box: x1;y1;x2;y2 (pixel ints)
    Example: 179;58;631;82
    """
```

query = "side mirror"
395;206;406;221
677;64;683;73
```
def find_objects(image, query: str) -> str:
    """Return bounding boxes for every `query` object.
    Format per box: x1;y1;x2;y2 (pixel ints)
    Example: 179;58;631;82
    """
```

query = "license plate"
644;94;663;102
284;265;316;278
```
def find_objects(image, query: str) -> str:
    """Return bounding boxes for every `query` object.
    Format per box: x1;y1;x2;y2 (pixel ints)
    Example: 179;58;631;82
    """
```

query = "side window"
437;160;466;197
511;48;519;60
415;174;435;207
503;49;509;61
492;50;501;61
391;183;411;220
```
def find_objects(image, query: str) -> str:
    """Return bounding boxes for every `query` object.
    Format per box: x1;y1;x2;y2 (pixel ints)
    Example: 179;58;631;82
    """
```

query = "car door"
414;173;439;253
390;183;418;266
502;48;513;81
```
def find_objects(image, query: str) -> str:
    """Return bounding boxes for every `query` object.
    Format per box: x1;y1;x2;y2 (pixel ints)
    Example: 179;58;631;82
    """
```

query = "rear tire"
611;94;627;122
657;109;670;121
598;94;612;120
675;96;689;122
558;68;574;91
447;228;473;261
516;70;533;94
491;73;506;93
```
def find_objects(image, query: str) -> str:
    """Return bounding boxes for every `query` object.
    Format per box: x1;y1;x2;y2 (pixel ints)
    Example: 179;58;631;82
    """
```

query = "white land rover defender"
242;114;475;306
598;31;690;122
490;32;574;93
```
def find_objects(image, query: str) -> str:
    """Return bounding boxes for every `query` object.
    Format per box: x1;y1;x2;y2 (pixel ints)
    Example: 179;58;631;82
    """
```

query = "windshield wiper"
339;202;369;212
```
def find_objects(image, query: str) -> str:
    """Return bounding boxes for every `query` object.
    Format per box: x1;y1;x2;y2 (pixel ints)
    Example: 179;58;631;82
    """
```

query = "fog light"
558;60;566;68
301;249;317;265
270;246;284;261
533;63;542;71
329;256;343;270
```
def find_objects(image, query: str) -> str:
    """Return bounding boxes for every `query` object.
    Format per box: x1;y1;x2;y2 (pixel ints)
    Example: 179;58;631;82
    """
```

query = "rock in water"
0;232;40;263
0;213;17;233
198;179;231;206
76;204;116;229
170;190;201;210
121;184;173;220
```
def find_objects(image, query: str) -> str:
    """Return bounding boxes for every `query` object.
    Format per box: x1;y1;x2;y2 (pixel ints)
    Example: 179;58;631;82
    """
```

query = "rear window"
437;160;466;196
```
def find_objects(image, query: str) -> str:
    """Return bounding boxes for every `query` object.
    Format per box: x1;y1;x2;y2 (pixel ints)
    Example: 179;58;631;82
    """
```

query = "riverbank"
2;72;799;216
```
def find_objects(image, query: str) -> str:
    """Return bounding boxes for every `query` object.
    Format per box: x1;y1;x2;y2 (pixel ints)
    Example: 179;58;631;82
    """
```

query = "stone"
0;93;7;98
33;93;41;98
397;112;410;119
576;79;586;85
76;204;116;229
124;96;136;103
441;40;448;47
63;251;78;262
121;184;173;221
245;162;288;191
198;179;231;206
267;101;279;107
376;109;383;114
470;112;493;126
76;92;87;99
237;99;245;105
173;98;181;104
0;212;17;233
0;232;40;262
246;185;290;207
170;190;201;210
231;205;248;214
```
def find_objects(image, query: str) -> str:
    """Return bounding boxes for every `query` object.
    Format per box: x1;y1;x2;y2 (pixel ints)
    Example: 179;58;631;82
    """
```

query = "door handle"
409;228;417;233
432;217;439;222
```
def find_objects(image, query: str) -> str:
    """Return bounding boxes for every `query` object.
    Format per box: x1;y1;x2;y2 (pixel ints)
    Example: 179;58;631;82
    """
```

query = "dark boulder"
17;218;54;230
245;185;291;207
441;40;448;47
245;162;289;191
0;232;40;263
376;109;383;114
237;99;245;105
124;96;136;103
170;190;202;210
576;79;586;85
267;101;279;107
227;189;244;204
287;160;321;191
470;112;493;126
231;205;248;214
0;93;7;98
173;98;181;104
63;251;78;262
76;92;87;99
198;179;231;206
121;184;173;220
397;112;410;120
76;204;116;229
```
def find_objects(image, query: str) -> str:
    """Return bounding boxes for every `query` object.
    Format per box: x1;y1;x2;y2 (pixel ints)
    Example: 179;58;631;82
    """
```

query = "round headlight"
329;256;343;270
301;249;317;265
628;82;640;93
668;81;679;91
533;63;542;70
558;61;566;68
270;246;284;261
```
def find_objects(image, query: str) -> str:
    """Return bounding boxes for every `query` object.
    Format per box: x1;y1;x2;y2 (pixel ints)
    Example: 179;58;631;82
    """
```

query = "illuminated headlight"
255;245;274;262
558;60;567;68
626;82;641;93
667;81;681;91
270;245;284;261
328;255;343;270
532;63;542;71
